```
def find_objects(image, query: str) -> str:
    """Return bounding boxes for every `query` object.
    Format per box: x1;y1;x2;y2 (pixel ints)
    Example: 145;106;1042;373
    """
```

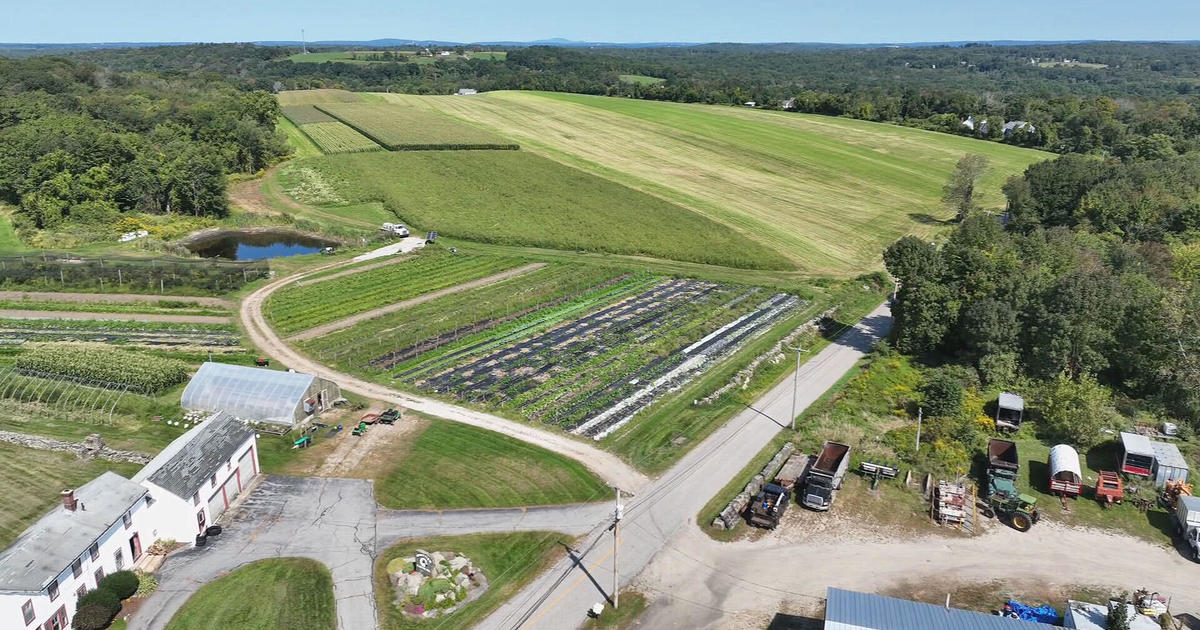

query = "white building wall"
2;495;154;630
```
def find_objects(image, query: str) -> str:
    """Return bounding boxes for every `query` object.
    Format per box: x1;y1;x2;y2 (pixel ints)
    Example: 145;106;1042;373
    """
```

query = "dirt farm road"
287;262;547;342
241;258;650;493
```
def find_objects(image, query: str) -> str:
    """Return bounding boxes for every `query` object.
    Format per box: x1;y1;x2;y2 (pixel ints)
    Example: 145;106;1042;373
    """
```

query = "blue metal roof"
824;588;1052;630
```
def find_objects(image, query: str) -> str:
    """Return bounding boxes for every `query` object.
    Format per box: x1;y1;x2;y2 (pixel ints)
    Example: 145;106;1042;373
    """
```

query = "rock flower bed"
388;551;487;619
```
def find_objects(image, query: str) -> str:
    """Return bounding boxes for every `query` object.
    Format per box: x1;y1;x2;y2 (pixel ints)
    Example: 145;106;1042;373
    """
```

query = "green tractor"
986;492;1041;532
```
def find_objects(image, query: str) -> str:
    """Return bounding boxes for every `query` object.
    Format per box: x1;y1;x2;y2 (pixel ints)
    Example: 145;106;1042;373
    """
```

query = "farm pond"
184;229;336;261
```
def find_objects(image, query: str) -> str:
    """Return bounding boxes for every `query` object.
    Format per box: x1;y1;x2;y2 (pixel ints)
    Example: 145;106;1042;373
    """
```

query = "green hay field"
315;103;519;150
619;74;666;85
277;89;364;106
291;150;791;269
281;105;337;125
375;91;1050;275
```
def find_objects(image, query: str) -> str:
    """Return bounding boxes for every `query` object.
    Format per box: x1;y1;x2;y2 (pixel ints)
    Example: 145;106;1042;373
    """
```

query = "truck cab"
803;476;836;511
380;222;411;237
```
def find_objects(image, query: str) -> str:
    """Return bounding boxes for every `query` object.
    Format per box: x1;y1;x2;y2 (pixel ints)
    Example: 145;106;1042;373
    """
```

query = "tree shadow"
767;613;824;630
908;213;954;226
1027;459;1051;494
1084;442;1119;473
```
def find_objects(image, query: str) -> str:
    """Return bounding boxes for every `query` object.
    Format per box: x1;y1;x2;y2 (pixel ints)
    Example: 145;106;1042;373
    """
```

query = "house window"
192;492;199;506
75;584;87;599
114;549;124;570
47;578;58;601
88;543;99;562
94;568;104;584
145;495;155;507
122;512;132;529
21;599;33;624
70;558;82;578
210;473;217;487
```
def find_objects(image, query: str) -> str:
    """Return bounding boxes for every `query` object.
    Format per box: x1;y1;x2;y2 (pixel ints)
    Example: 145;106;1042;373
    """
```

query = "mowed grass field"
294;150;790;269
278;89;364;106
0;442;141;547
375;91;1051;275
375;420;611;509
166;558;335;630
316;102;518;150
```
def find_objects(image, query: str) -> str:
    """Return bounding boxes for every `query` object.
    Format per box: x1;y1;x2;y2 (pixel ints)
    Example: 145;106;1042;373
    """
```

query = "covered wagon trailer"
1119;432;1155;478
1152;440;1190;487
1049;444;1083;497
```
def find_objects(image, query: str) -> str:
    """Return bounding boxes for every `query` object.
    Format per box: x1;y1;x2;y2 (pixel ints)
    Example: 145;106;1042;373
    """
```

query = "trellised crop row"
14;344;192;394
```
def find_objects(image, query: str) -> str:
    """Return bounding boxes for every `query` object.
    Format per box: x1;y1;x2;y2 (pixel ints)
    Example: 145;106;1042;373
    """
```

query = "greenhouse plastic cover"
182;362;313;425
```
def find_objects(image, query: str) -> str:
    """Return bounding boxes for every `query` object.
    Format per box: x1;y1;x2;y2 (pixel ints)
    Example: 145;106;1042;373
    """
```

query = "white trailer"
1176;495;1200;561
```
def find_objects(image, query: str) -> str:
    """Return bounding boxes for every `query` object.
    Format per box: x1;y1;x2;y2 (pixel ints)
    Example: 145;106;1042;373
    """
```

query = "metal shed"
1049;444;1083;496
823;588;1052;630
1152;440;1190;486
1119;432;1155;477
995;392;1025;431
181;362;341;427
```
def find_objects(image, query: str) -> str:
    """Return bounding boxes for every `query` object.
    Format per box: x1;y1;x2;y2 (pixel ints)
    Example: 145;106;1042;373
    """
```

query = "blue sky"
4;1;1199;44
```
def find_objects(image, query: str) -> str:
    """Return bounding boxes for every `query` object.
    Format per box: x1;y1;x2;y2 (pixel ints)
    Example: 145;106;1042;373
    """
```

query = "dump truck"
801;442;850;511
985;438;1039;531
747;483;791;529
1176;495;1200;562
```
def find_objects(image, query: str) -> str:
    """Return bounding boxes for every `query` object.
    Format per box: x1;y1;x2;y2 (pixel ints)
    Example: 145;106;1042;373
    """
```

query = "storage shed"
823;588;1052;630
1119;432;1155;478
1152;440;1190;486
1049;444;1083;496
995;392;1025;431
181;362;341;427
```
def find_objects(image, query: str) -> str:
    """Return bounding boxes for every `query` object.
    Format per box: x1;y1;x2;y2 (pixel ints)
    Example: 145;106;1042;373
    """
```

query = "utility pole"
782;343;808;431
915;407;923;455
612;487;624;609
301;29;308;55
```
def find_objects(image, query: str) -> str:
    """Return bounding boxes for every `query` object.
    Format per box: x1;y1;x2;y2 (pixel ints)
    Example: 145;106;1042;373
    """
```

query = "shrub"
70;603;114;630
135;572;158;598
921;370;965;418
76;588;120;616
99;570;139;600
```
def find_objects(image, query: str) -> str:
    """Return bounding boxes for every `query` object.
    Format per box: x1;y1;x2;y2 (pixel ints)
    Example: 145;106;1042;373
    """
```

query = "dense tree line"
885;153;1200;435
0;56;289;235
64;42;1200;157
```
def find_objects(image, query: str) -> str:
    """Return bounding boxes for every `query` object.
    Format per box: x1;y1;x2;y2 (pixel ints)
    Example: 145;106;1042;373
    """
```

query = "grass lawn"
0;206;27;252
0;441;141;547
316;103;518;150
165;558;335;630
277;89;365;106
618;74;665;85
375;532;567;630
290;150;791;270
375;420;610;509
583;591;648;629
375;91;1049;276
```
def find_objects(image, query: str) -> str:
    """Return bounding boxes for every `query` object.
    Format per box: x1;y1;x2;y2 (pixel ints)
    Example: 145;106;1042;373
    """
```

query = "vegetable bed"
14;344;191;393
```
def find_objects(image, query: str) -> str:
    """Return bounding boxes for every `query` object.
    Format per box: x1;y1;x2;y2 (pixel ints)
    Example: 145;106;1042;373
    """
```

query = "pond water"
185;231;336;261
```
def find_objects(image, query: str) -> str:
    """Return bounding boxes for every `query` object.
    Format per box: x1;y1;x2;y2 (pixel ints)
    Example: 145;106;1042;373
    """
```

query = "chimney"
61;489;77;512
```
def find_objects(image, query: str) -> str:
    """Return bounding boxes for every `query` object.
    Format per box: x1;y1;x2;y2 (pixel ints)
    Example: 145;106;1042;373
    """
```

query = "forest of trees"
0;56;289;238
885;152;1200;439
63;42;1200;157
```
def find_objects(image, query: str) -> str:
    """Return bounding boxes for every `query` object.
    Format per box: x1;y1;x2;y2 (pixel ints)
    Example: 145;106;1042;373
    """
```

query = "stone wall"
0;430;150;464
712;442;796;530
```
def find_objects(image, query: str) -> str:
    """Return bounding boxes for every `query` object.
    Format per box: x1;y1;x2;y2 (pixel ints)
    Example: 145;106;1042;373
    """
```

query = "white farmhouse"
133;412;259;543
0;473;153;630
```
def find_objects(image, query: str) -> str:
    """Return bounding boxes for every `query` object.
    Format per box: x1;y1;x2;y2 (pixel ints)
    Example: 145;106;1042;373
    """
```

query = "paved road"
129;476;604;630
473;303;893;630
240;260;650;493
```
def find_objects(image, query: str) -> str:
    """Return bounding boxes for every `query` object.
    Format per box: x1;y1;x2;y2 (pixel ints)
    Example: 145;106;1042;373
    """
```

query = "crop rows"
14;344;192;394
265;252;524;336
281;105;337;125
315;103;519;150
297;121;383;154
0;254;269;296
0;366;137;424
298;264;634;371
410;279;804;436
0;319;240;348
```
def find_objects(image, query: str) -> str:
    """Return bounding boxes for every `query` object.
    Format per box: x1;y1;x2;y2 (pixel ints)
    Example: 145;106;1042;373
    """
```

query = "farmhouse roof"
823;588;1052;630
133;411;254;501
997;392;1024;411
1065;600;1161;630
181;362;318;425
1120;431;1154;457
0;472;147;592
